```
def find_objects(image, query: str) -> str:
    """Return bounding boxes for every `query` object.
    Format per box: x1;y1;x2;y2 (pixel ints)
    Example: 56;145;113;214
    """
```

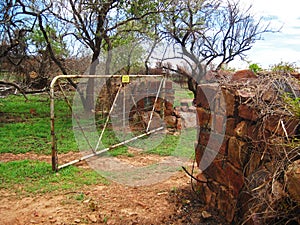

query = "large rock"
164;115;177;128
231;69;257;81
180;111;197;128
141;111;163;130
285;160;300;204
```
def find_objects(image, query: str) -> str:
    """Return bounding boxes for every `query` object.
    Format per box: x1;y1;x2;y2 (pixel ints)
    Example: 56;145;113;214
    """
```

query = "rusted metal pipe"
95;84;122;152
50;74;164;171
146;77;166;132
58;126;164;170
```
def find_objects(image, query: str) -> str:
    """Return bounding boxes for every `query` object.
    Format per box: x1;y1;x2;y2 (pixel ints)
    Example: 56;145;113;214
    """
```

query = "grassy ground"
0;94;77;154
0;87;195;194
0;160;108;194
0;94;108;194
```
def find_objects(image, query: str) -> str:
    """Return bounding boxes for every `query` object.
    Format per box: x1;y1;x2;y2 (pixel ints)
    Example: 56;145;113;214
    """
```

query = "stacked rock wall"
195;80;299;224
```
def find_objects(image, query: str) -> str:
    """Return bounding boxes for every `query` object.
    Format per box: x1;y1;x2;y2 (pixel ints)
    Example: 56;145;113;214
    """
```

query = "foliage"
270;61;298;73
284;94;300;118
249;63;263;74
27;25;68;57
0;160;108;194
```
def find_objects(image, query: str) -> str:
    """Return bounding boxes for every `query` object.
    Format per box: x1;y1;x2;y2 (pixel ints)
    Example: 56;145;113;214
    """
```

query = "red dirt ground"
0;152;224;225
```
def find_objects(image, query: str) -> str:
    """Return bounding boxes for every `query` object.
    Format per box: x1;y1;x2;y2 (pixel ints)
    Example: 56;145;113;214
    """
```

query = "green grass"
146;134;180;156
0;88;196;195
173;85;194;107
0;160;108;194
97;128;129;157
0;90;196;158
145;128;196;158
0;94;77;154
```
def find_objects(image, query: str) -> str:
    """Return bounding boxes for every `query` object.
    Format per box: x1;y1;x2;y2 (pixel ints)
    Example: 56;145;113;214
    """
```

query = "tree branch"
0;80;28;100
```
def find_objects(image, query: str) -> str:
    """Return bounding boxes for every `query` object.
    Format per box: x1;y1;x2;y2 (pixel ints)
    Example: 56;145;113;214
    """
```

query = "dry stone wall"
194;78;300;224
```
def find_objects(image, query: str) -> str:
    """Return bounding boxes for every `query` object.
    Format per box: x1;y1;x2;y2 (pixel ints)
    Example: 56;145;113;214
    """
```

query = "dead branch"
0;80;28;100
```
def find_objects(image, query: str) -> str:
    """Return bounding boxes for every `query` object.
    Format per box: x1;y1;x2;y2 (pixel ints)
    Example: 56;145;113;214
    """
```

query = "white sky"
230;0;300;70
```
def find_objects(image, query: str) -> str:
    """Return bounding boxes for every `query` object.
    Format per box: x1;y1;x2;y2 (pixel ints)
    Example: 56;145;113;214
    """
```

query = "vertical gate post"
50;76;59;171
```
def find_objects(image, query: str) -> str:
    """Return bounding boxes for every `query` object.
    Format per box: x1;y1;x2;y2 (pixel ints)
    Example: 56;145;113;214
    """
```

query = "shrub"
270;61;298;73
249;63;262;74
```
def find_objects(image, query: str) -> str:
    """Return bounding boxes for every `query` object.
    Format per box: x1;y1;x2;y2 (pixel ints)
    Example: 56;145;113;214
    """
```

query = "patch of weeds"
103;215;109;223
0;94;196;158
284;94;300;118
74;192;85;201
0;160;108;194
170;186;178;193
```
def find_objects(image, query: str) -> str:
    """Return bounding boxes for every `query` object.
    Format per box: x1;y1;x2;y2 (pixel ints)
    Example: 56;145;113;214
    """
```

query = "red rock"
285;160;300;204
227;137;247;169
217;186;236;222
196;183;216;207
196;107;211;127
196;141;225;171
196;173;208;183
244;151;262;177
195;83;220;109
225;118;237;136
204;161;244;197
238;104;259;121
222;89;236;116
231;69;257;81
206;186;216;208
264;115;299;136
165;101;173;110
198;131;228;155
198;130;210;146
164;115;177;128
176;117;182;130
141;111;162;130
213;114;226;134
262;88;277;102
246;125;259;141
234;121;248;137
195;144;201;167
164;109;173;117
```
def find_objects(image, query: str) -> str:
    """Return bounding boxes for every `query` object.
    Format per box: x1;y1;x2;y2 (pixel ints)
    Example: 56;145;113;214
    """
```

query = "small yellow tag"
122;75;130;83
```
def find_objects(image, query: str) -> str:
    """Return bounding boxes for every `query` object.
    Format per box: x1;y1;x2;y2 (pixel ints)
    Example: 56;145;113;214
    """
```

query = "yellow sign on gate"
122;75;130;83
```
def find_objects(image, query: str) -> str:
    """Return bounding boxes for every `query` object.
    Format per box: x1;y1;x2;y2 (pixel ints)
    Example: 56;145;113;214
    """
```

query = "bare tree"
46;0;167;111
0;0;35;84
1;0;167;108
1;0;273;101
160;0;274;96
0;0;71;87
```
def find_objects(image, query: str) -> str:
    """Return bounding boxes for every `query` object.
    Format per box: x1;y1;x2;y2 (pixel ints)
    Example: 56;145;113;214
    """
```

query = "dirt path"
0;151;83;164
0;152;223;225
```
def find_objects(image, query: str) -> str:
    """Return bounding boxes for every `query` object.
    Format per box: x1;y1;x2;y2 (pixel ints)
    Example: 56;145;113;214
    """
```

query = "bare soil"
0;152;223;225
